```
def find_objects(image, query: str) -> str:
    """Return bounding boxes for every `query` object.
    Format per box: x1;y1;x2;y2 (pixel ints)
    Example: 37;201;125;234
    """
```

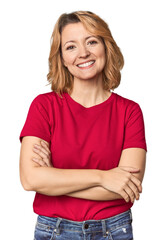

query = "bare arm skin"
31;138;145;203
20;136;142;202
20;136;102;196
66;186;123;201
31;140;124;201
67;148;146;202
118;148;146;183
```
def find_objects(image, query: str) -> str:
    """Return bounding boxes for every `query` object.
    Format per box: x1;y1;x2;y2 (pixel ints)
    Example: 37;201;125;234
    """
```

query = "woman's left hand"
32;141;53;167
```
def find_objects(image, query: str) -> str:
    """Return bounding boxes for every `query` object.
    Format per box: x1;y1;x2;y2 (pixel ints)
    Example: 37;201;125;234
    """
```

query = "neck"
69;76;111;108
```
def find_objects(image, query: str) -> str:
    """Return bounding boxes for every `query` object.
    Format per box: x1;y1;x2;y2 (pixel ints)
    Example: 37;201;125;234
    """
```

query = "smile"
77;60;95;68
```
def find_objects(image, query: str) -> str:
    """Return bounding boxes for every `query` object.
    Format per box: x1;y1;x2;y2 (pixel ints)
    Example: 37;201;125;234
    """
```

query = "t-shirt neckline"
64;91;115;110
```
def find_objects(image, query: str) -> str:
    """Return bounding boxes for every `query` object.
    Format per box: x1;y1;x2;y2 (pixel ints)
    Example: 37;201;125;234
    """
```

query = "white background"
0;0;165;239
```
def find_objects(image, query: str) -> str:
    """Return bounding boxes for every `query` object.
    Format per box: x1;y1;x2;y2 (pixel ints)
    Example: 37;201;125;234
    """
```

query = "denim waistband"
37;210;132;237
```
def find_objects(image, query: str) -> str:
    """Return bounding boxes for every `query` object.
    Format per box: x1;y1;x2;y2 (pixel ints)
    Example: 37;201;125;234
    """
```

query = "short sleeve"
19;95;51;143
122;103;147;152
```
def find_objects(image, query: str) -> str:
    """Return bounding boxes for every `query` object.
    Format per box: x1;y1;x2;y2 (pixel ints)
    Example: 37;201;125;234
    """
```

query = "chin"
75;72;102;81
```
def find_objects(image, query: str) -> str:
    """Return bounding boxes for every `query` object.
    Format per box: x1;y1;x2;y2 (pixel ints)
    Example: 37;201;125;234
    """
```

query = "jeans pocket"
109;222;133;240
34;222;55;240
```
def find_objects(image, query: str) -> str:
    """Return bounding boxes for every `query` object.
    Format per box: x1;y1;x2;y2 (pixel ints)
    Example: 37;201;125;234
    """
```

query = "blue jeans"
34;210;133;240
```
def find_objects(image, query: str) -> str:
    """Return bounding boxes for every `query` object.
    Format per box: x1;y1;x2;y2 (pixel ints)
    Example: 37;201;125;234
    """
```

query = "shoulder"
31;91;63;107
32;91;55;103
113;93;145;126
113;92;141;112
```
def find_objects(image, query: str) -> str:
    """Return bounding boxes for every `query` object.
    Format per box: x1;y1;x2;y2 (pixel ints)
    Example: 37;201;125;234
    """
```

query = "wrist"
97;169;105;187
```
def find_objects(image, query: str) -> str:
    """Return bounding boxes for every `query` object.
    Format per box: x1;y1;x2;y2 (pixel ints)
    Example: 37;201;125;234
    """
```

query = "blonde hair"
47;11;124;98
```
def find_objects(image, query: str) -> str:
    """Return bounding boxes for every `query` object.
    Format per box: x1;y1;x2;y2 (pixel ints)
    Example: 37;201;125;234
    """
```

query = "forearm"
25;167;102;196
66;186;123;201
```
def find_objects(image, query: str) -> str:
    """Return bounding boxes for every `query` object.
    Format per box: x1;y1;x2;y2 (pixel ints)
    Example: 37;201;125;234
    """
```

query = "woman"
19;11;147;240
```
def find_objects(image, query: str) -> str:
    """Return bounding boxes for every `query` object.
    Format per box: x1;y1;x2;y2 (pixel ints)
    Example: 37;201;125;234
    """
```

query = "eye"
88;40;98;45
66;45;75;50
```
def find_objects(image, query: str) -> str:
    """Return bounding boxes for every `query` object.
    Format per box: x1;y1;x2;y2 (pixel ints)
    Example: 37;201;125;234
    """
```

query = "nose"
78;45;90;58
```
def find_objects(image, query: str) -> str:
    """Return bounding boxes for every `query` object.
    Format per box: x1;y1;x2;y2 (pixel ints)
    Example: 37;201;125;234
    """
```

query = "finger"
34;144;50;158
33;146;53;167
123;186;135;203
120;190;130;203
33;145;50;161
32;158;48;167
33;157;53;167
33;148;50;167
41;141;51;154
120;166;140;173
128;181;140;200
130;175;142;193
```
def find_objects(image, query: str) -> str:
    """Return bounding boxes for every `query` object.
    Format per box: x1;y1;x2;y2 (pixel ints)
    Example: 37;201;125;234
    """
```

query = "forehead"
61;22;93;42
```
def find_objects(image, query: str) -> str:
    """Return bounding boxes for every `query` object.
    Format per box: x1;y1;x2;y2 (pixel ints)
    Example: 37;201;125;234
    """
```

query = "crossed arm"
19;136;146;203
66;148;146;202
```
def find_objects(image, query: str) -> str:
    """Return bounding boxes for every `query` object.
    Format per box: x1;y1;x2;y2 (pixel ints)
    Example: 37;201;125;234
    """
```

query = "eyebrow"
63;35;98;47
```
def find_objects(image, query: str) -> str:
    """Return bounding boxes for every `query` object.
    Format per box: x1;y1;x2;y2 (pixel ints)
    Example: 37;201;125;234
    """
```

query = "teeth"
77;61;95;68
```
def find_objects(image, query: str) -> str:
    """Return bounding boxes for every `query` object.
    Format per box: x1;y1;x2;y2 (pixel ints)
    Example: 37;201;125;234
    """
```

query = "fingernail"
34;144;38;148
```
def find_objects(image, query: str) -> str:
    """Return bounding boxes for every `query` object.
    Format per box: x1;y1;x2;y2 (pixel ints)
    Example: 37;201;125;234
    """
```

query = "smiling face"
61;22;106;82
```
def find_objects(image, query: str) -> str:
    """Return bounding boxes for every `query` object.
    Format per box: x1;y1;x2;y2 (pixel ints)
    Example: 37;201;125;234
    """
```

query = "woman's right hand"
32;141;53;167
101;167;142;203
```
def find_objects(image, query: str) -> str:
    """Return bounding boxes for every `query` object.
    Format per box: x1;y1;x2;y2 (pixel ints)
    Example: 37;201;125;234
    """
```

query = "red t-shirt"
19;91;147;221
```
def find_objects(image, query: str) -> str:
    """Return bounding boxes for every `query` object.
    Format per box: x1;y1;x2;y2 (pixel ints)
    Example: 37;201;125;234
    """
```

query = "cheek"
99;48;106;60
93;45;106;61
101;53;106;66
63;52;77;66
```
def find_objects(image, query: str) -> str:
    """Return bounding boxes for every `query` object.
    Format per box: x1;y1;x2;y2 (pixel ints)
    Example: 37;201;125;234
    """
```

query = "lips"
77;60;95;68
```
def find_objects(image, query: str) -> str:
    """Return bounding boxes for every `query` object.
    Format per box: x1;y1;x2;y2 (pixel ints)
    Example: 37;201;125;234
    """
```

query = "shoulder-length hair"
47;11;124;98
